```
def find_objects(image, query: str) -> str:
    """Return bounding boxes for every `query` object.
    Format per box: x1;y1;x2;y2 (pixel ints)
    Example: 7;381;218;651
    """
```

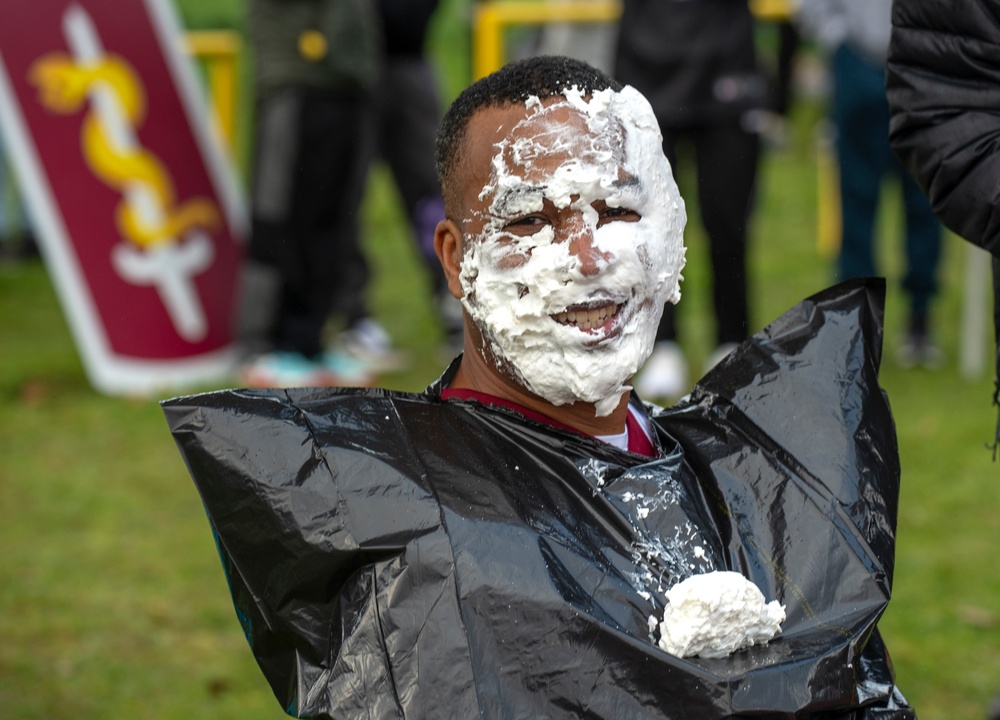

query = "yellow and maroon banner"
0;0;246;395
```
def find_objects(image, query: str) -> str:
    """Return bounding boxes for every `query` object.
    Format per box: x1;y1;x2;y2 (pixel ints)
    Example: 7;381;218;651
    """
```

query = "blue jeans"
832;43;942;319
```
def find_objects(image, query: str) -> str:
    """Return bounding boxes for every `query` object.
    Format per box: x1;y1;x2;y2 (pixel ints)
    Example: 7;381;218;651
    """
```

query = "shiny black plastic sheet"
163;279;914;719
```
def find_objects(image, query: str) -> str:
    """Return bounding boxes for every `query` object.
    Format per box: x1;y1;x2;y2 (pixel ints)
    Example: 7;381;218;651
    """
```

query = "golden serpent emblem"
29;51;220;249
26;3;222;343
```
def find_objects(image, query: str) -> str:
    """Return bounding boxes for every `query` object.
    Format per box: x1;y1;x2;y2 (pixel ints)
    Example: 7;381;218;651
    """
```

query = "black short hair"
435;55;623;211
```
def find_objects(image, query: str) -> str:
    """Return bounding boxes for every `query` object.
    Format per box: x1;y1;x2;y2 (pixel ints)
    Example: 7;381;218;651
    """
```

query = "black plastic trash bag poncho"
163;279;914;719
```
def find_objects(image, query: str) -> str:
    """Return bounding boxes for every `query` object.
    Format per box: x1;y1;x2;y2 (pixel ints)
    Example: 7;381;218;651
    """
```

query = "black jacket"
248;0;381;99
886;0;1000;449
379;0;438;57
613;0;765;127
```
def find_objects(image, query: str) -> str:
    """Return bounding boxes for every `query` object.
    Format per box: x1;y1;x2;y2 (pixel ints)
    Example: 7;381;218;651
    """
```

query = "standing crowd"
226;0;968;401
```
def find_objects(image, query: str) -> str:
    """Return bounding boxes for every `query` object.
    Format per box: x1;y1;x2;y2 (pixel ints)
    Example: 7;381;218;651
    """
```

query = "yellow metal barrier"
473;1;621;79
749;0;794;22
184;30;241;150
815;126;841;258
473;0;793;79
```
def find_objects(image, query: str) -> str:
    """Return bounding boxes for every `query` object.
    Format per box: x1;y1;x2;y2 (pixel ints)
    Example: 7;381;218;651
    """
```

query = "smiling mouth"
552;301;623;332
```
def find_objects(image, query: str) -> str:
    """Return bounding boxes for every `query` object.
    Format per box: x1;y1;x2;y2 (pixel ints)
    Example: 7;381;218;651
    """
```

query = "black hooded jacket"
886;0;1000;450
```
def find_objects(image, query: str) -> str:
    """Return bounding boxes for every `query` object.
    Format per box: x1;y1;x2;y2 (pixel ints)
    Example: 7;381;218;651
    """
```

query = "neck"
448;334;631;437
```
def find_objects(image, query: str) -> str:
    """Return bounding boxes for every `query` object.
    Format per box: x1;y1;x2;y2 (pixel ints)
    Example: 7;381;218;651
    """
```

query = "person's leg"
634;128;688;400
693;121;759;346
280;90;372;357
378;58;442;237
898;163;942;325
832;43;888;284
374;56;461;351
240;89;303;357
773;21;800;118
894;159;944;367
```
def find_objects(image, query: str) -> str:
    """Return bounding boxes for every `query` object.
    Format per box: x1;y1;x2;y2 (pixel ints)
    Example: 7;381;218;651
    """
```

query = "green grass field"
2;1;999;718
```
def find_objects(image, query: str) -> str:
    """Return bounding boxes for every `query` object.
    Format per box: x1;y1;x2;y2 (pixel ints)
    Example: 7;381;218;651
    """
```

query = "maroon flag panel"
0;0;246;394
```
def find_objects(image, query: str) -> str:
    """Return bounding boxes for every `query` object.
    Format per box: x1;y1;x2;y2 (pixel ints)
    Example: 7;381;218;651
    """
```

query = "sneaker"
896;333;944;370
705;342;740;373
320;349;375;387
635;341;688;400
336;317;410;373
240;352;336;388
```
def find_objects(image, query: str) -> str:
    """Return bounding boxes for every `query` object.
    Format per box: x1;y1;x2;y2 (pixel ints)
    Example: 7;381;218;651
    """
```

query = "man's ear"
434;219;465;300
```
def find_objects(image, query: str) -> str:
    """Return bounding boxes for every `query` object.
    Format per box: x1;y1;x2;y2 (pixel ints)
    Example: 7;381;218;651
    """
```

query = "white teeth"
553;303;619;331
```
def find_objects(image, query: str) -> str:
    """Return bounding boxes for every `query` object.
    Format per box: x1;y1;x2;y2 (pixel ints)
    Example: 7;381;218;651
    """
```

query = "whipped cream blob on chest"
459;86;687;416
656;571;786;659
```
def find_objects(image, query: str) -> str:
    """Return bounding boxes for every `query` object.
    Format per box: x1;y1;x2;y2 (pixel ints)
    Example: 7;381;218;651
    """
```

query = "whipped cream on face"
656;571;785;659
460;85;687;416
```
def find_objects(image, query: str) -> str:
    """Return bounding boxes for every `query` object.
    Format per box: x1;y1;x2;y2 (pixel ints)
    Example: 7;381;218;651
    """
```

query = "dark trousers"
832;43;942;319
244;89;372;358
657;121;758;346
371;57;446;278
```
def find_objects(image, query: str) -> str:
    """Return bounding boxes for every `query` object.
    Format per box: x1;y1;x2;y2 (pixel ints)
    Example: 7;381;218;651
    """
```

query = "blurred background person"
796;0;944;369
334;0;463;368
237;0;381;387
614;0;766;400
760;16;802;148
886;0;1000;443
887;2;1000;710
530;0;616;73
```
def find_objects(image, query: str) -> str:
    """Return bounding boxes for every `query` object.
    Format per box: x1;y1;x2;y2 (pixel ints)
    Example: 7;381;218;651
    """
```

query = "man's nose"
565;219;611;277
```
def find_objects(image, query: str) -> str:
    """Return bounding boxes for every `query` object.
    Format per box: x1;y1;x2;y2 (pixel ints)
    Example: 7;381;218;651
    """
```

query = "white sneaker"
704;342;740;373
896;332;944;370
336;317;410;372
635;342;688;400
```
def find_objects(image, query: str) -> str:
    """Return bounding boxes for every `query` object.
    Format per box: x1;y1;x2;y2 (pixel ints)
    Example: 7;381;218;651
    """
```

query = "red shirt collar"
440;387;657;458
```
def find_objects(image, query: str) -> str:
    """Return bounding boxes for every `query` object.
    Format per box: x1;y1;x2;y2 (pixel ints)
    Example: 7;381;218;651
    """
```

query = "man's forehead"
469;97;624;173
477;93;610;136
467;102;532;146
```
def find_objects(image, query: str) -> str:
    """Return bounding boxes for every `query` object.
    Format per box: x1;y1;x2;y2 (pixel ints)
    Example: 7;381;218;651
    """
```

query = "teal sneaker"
241;352;334;388
320;349;375;386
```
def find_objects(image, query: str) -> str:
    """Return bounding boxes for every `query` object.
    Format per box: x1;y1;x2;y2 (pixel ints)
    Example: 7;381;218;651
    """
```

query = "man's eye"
599;206;641;224
503;215;549;234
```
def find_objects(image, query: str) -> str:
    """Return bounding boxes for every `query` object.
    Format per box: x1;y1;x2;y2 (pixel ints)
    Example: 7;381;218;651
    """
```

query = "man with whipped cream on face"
164;55;915;719
433;55;686;450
